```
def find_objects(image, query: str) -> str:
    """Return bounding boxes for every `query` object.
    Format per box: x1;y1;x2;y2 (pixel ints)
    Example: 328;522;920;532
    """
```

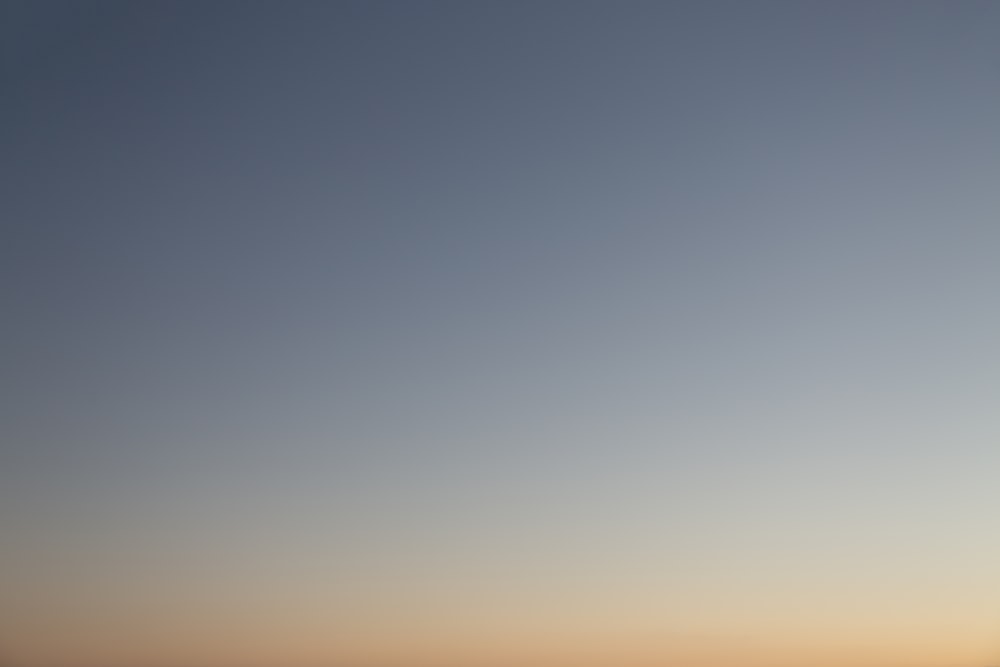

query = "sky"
4;2;1000;666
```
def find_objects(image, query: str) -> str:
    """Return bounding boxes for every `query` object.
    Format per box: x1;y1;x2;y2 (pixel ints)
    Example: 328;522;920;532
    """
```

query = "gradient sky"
4;2;1000;667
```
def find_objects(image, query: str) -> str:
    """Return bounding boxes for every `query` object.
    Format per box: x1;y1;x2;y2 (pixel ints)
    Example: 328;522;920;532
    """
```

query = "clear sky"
4;2;1000;667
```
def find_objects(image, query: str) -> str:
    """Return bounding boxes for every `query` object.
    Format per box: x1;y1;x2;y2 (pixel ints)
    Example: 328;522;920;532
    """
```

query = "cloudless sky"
4;2;1000;666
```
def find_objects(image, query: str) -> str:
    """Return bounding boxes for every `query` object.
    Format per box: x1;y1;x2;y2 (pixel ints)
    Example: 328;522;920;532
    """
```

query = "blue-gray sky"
4;3;1000;666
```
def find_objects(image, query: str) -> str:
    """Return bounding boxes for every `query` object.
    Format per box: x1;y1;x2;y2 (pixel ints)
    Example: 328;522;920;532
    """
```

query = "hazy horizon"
5;2;1000;667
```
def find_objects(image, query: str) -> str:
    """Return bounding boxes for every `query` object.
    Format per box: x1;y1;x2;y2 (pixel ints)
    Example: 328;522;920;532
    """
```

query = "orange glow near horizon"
7;602;999;667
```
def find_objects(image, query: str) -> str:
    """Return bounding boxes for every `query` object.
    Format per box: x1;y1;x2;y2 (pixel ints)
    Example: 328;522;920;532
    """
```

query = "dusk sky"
4;3;1000;667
